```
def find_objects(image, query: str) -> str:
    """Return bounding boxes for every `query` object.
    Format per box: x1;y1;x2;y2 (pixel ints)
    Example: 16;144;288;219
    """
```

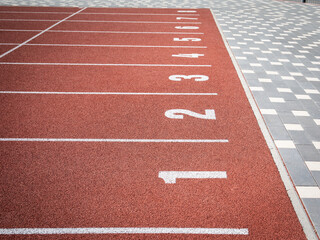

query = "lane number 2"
169;75;209;81
165;109;216;119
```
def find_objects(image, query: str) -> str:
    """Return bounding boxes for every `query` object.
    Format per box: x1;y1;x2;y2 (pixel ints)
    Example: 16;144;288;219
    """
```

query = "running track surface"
0;6;307;239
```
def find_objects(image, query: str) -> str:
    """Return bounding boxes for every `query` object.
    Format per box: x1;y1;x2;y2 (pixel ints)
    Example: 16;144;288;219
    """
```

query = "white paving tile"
281;76;295;81
277;88;292;93
305;162;320;171
284;124;303;131
261;109;277;115
250;87;264;91
269;97;285;103
292;111;310;117
295;94;311;100
304;89;320;94
296;186;320;199
306;77;320;82
258;78;272;83
313;141;320;150
275;140;296;149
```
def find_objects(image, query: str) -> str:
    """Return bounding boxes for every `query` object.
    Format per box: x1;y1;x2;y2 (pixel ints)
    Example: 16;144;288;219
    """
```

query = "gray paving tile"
302;199;320;235
297;144;320;161
268;126;291;140
278;148;317;186
312;171;320;186
278;112;301;124
288;130;313;144
263;114;284;127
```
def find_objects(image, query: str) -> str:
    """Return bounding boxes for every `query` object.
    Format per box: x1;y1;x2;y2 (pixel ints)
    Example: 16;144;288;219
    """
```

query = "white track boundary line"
0;29;204;34
0;138;229;143
209;9;318;240
0;227;247;235
66;20;201;24
0;11;200;16
0;91;217;96
0;19;201;24
0;8;87;59
0;63;211;67
0;43;206;48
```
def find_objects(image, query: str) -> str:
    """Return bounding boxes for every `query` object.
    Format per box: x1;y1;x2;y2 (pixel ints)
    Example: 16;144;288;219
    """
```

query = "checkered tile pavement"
1;0;320;237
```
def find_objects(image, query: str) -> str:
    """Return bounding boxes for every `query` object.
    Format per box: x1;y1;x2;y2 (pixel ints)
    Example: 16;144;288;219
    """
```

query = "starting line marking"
0;138;229;143
0;91;217;96
0;228;248;235
0;63;212;67
159;171;227;184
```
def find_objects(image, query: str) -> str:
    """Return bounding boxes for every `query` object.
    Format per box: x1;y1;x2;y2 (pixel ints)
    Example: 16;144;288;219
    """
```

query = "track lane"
29;32;207;46
0;21;57;30
0;31;48;43
0;141;302;240
0;65;214;93
51;22;202;32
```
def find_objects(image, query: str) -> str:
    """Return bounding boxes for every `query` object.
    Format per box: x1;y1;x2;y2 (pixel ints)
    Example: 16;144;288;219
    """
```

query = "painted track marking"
0;228;248;235
0;43;207;48
0;91;217;96
0;8;87;59
0;138;229;143
0;29;204;34
0;11;201;16
0;63;212;67
159;171;227;184
0;19;201;24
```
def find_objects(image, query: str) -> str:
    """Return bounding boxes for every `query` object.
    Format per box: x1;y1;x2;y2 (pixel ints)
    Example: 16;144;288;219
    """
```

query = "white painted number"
173;38;201;42
176;17;198;20
175;26;199;30
169;75;209;81
177;10;197;13
165;109;216;120
172;53;204;58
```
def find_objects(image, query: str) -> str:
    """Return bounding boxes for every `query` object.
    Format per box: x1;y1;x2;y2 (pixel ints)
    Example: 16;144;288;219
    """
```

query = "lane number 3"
165;109;216;119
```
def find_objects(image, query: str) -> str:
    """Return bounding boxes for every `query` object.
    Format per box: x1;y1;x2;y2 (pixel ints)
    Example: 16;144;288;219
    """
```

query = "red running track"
0;6;307;240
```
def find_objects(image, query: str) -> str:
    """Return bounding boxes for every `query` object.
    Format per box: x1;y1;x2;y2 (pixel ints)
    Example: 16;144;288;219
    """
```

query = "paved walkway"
1;0;320;237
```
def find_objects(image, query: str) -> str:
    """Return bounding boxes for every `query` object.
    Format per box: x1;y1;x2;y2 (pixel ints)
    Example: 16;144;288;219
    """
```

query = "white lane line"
0;91;217;96
66;20;201;24
0;8;87;59
0;228;248;235
0;19;58;22
0;29;42;32
0;19;201;24
0;138;229;143
0;63;212;67
0;11;200;16
1;29;204;34
19;43;207;48
159;171;227;184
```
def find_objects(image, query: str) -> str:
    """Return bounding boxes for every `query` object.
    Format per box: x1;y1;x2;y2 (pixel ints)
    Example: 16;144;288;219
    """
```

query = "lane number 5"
165;109;216;119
